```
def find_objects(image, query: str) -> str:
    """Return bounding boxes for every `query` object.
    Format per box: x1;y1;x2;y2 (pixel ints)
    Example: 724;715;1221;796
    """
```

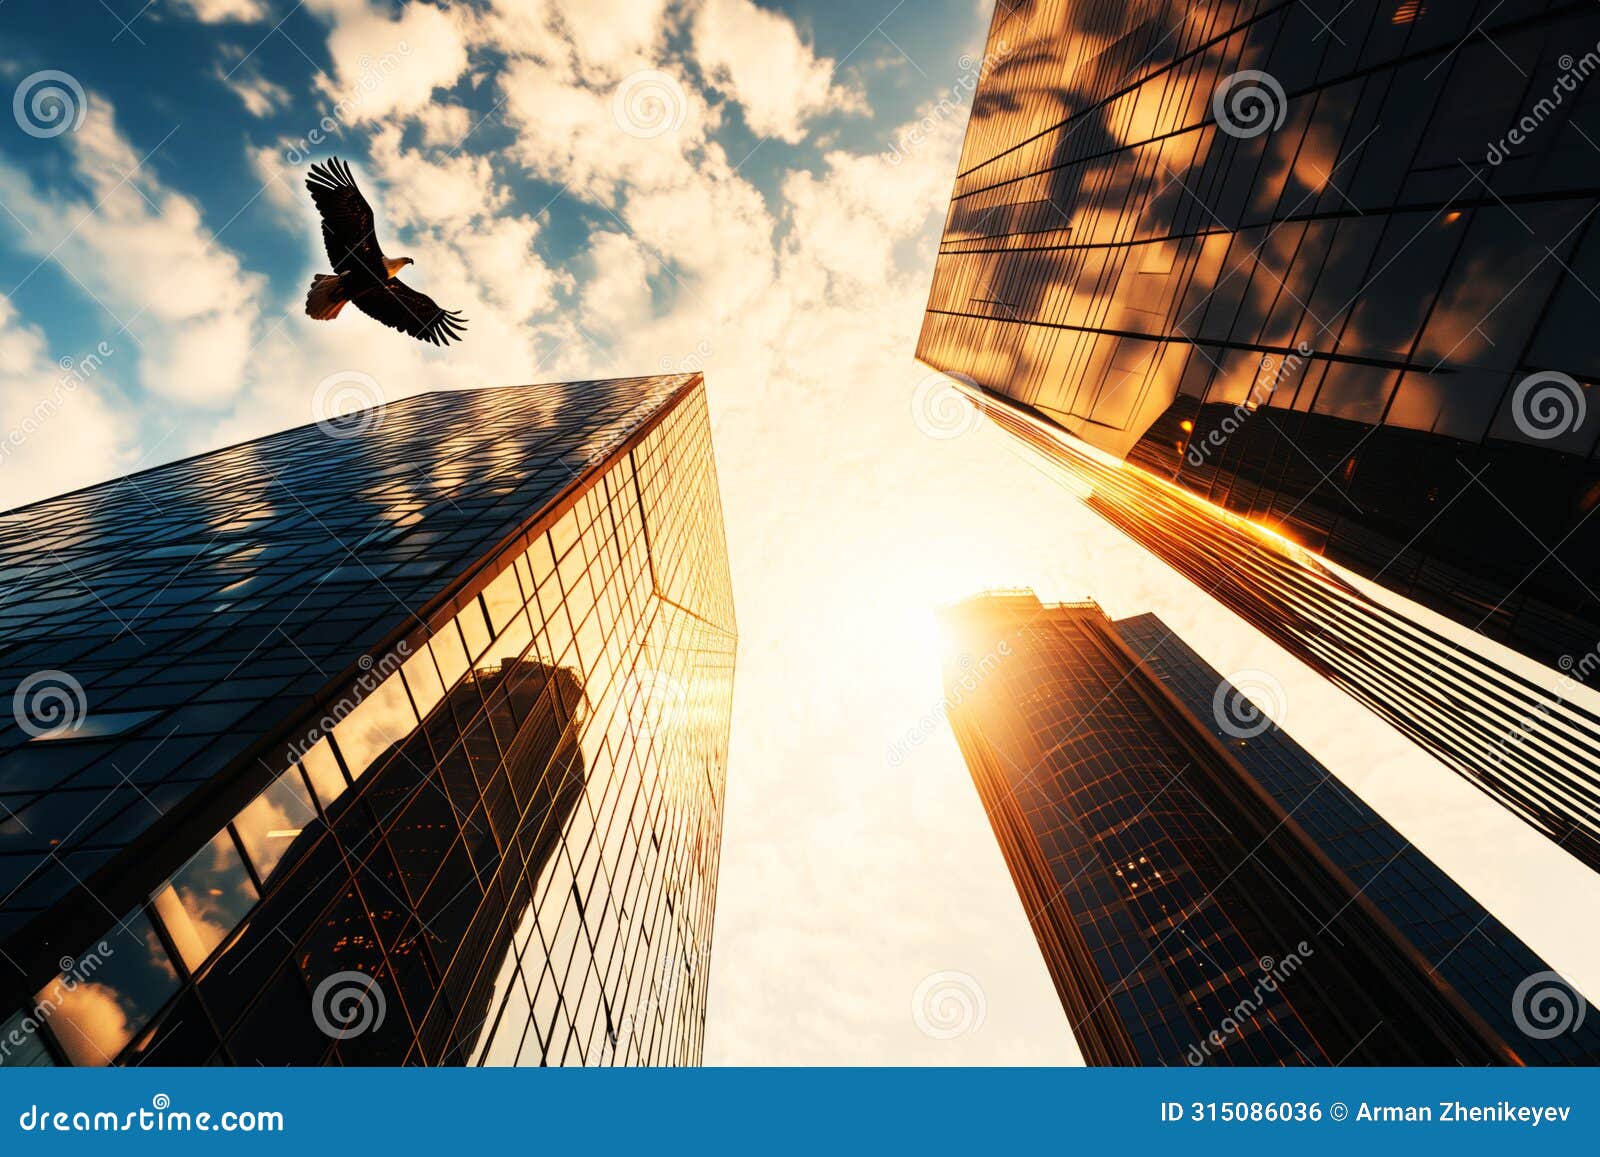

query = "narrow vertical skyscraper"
0;374;736;1067
917;0;1600;872
938;592;1598;1066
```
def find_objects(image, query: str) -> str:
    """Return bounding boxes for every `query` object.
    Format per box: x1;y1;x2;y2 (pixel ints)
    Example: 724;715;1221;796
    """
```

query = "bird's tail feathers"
306;273;348;320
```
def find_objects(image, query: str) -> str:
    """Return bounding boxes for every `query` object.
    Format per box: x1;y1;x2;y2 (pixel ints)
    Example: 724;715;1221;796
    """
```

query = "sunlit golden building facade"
0;375;736;1066
918;0;1600;872
939;592;1599;1066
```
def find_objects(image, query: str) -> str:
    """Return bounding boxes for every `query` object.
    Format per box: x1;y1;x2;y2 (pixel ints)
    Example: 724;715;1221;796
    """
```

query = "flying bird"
303;157;468;346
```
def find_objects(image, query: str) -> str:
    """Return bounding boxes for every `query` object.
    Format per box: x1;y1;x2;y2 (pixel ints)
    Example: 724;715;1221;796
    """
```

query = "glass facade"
0;375;736;1066
917;0;1600;874
938;592;1596;1066
1115;612;1600;1065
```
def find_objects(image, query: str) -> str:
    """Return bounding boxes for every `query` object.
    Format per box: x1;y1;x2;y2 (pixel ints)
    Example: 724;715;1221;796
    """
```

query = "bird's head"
384;256;415;278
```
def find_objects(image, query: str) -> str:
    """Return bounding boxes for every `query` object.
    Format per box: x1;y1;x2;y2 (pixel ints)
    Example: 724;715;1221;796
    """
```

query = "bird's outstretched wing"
306;158;387;283
351;281;469;346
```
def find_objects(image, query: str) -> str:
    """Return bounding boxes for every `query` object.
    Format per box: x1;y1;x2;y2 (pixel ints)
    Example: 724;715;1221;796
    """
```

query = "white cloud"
365;126;510;227
498;55;715;200
413;103;473;148
171;0;269;21
480;0;674;79
691;0;865;143
306;0;472;124
581;231;655;333
362;128;572;321
246;142;304;220
782;132;963;289
215;58;290;117
0;100;265;406
0;296;133;510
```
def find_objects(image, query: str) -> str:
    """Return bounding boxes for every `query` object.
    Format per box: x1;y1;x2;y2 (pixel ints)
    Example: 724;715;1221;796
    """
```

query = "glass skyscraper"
918;0;1600;872
0;374;736;1067
939;591;1599;1066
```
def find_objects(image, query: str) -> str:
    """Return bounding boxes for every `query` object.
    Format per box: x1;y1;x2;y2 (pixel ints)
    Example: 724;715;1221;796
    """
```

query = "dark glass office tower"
0;374;736;1067
918;0;1600;872
1113;612;1600;1065
938;592;1599;1066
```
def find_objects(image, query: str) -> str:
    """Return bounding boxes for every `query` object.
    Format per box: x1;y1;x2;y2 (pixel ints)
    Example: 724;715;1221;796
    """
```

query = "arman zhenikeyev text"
1355;1102;1573;1126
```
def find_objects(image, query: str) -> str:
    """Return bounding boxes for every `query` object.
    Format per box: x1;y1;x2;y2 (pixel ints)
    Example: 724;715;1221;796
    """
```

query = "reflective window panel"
0;376;735;1067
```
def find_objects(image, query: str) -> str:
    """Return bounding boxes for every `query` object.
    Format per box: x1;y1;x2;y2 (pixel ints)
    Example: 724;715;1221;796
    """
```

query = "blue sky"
0;0;987;474
3;0;1598;1066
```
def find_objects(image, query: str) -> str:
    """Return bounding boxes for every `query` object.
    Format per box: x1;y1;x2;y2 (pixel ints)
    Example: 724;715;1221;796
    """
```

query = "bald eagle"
303;157;468;346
